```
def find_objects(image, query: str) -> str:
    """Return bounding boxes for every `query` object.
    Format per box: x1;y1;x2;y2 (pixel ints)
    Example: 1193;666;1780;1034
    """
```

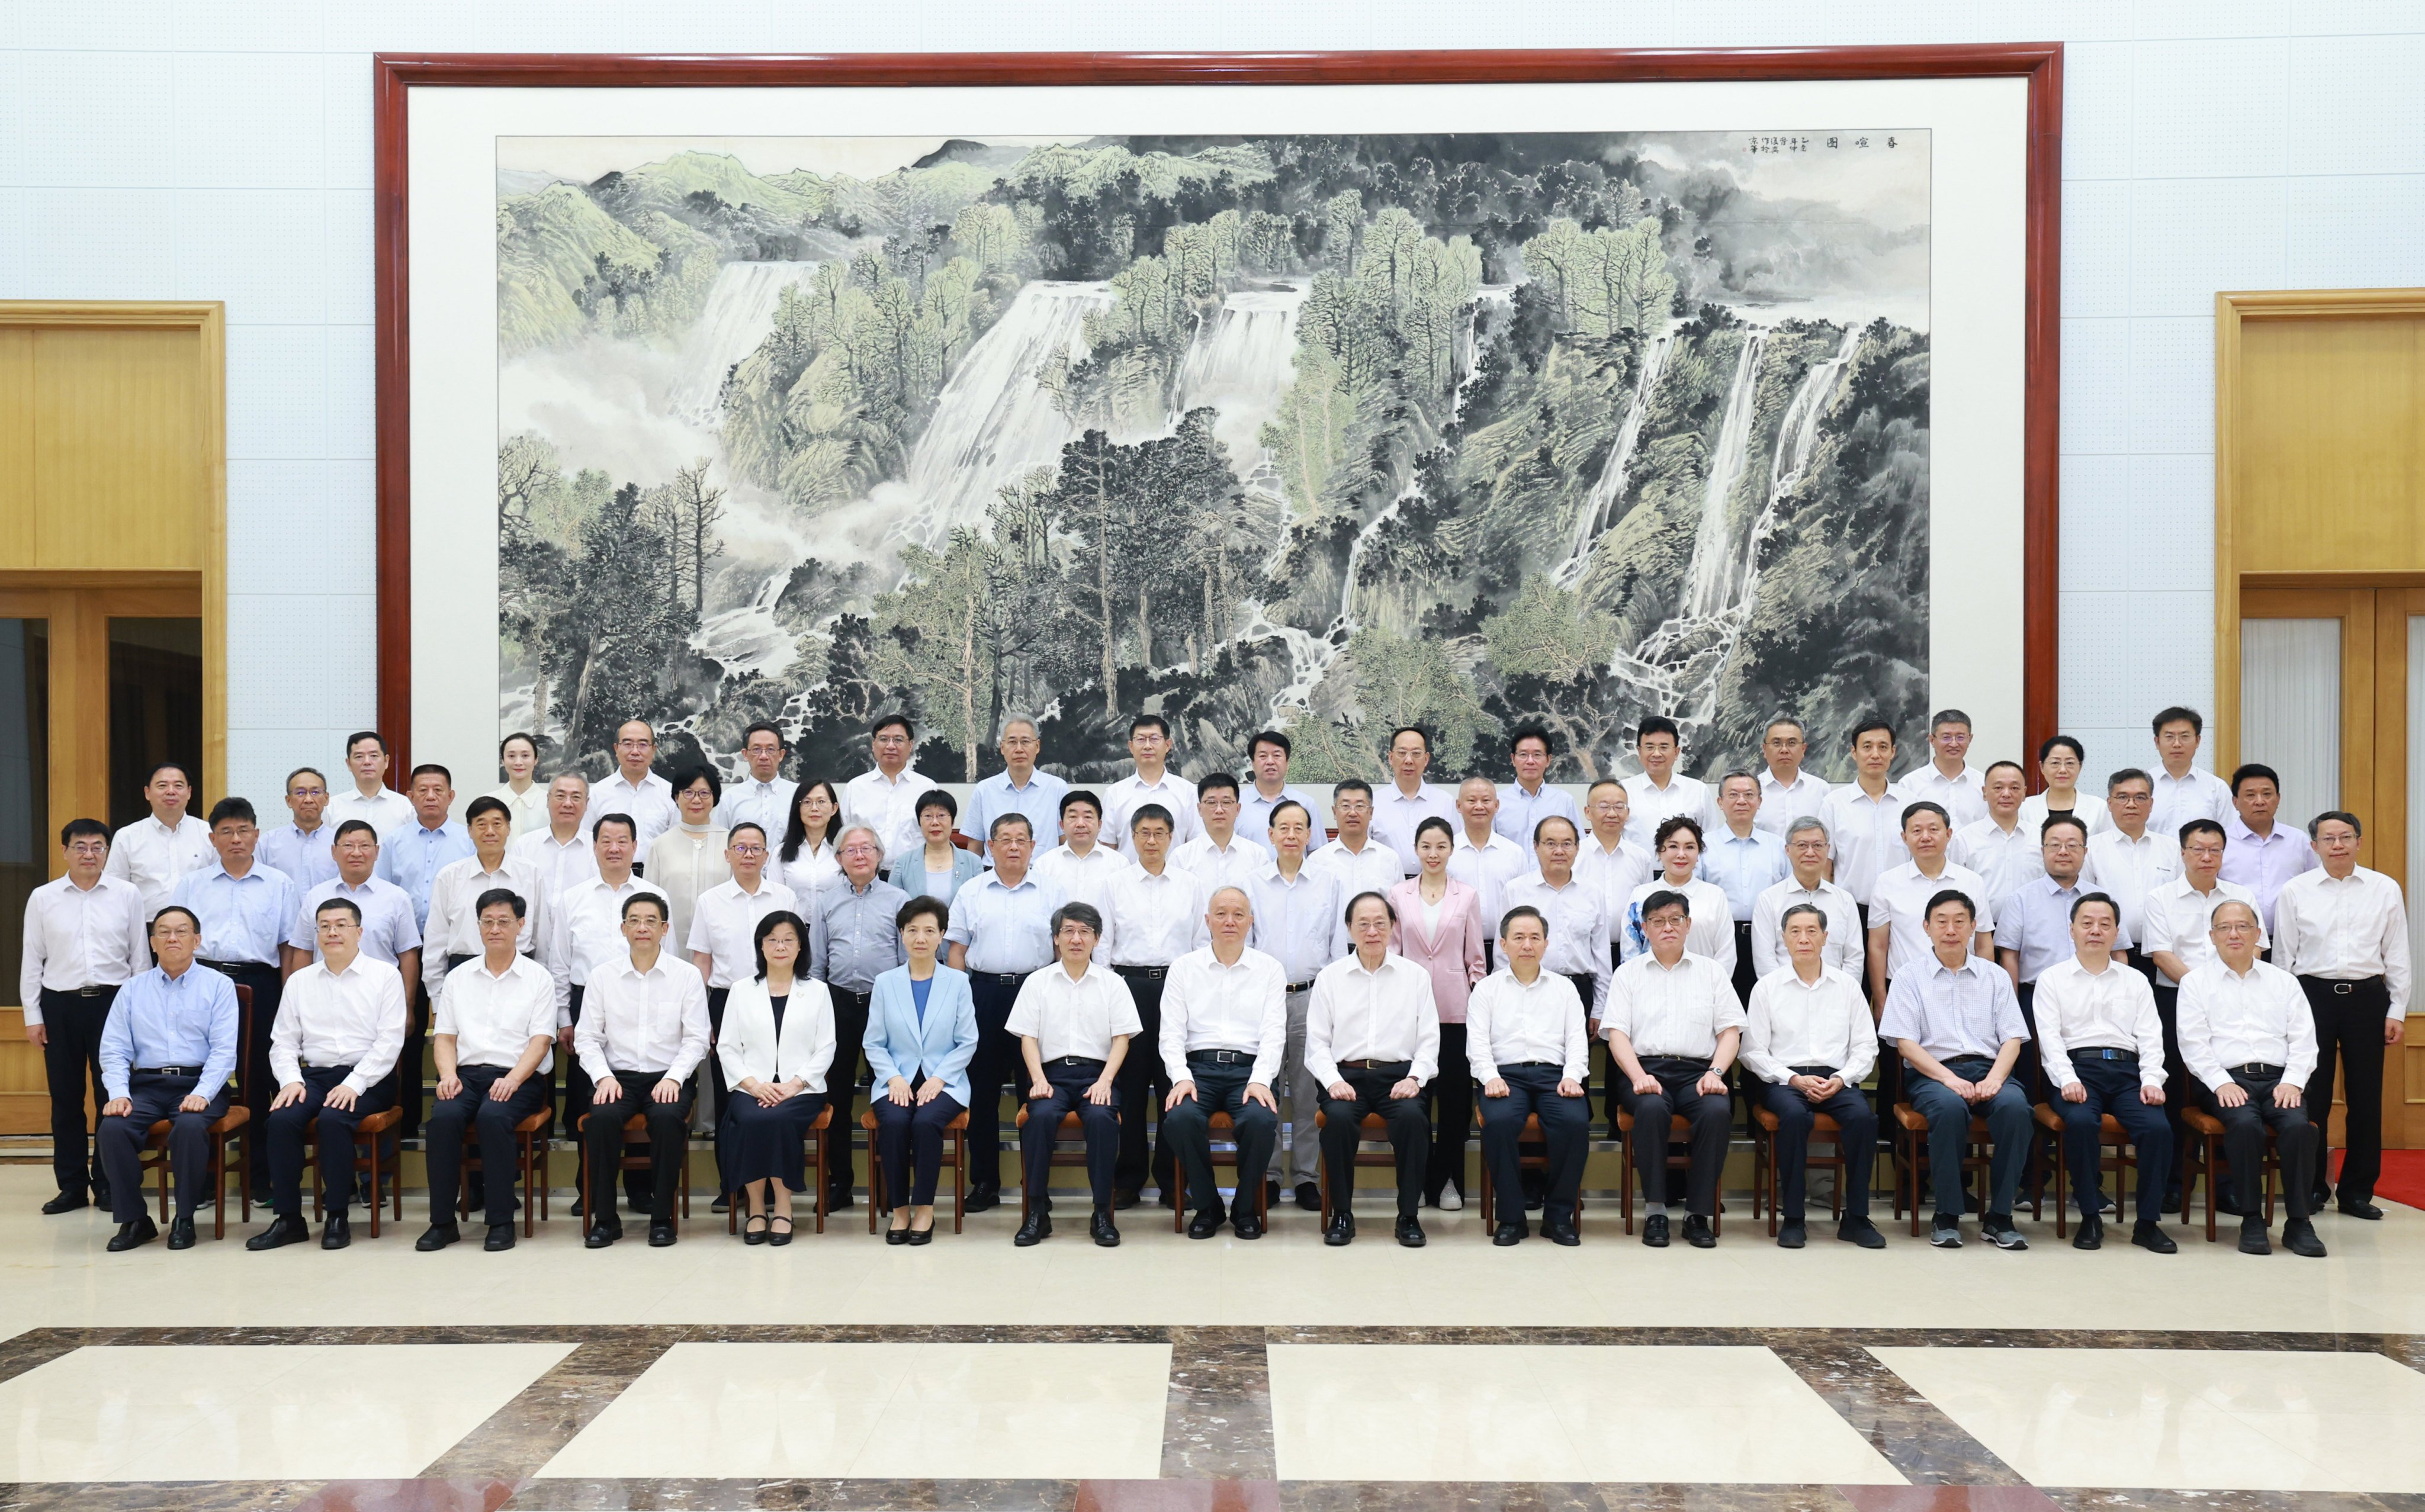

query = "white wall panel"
172;53;326;189
2128;178;2288;317
2286;175;2425;288
2131;38;2287;179
2059;456;2132;594
172;188;326;323
2126;317;2217;453
223;323;327;462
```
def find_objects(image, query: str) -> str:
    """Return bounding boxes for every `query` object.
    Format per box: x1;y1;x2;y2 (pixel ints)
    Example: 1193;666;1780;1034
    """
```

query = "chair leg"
1171;1159;1186;1235
1620;1139;1633;1235
2052;1135;2067;1239
952;1130;966;1234
240;1140;252;1225
2204;1133;2219;1243
867;1139;882;1236
812;1128;827;1236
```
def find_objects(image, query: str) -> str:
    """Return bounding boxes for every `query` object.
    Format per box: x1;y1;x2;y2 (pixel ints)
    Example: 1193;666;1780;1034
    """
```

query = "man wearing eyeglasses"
259;767;341;889
806;825;908;1212
687;823;798;1125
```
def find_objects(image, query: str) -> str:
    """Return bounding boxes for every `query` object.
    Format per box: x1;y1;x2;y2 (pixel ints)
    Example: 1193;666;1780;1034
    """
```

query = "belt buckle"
2332;982;2356;995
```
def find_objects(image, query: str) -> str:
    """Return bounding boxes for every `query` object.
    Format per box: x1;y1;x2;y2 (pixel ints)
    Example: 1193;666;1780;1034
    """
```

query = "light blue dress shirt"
1880;954;2030;1064
258;823;339;890
945;871;1065;975
98;963;240;1101
1237;784;1321;850
1698;826;1790;922
1993;874;2132;986
1246;863;1349;987
376;819;476;929
1492;782;1582;850
172;863;298;966
290;876;423;964
969;768;1069;861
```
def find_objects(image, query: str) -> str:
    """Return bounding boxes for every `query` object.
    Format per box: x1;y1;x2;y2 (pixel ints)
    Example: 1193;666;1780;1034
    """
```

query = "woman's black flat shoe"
907;1224;933;1246
769;1216;795;1247
885;1224;913;1245
743;1215;769;1246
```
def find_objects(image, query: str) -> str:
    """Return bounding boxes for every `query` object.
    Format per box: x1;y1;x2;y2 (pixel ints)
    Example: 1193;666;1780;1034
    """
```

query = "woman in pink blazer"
1390;816;1488;1210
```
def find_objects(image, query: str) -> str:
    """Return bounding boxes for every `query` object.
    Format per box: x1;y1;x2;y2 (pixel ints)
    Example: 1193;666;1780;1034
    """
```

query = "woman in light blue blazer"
864;893;979;1244
885;789;984;903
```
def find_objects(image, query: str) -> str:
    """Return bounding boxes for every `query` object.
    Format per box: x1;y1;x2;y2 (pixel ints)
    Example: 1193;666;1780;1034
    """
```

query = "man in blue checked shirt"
806;825;908;1213
173;795;296;1206
374;764;473;1141
95;906;239;1252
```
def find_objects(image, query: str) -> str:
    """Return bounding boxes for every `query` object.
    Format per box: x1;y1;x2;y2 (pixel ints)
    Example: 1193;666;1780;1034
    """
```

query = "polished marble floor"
0;1167;2418;1510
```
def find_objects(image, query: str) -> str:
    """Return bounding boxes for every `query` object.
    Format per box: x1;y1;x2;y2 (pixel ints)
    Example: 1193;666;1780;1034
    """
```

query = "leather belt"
133;1066;201;1077
1047;1056;1106;1069
1189;1048;1255;1065
1113;963;1169;980
1286;981;1313;994
971;970;1031;987
2228;1061;2285;1077
2076;1047;2139;1063
199;958;274;973
1503;1060;1562;1069
1337;1059;1408;1071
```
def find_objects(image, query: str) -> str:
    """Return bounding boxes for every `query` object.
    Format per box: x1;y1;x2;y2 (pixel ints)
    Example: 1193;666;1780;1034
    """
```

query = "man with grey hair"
808;823;907;1212
969;715;1067;866
510;772;600;902
1752;816;1865;979
1754;718;1831;837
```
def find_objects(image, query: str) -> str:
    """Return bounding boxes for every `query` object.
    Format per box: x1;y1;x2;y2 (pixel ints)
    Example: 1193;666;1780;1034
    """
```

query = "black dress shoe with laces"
485;1224;516;1251
1295;1182;1322;1212
1187;1208;1225;1240
2282;1218;2327;1258
2338;1199;2385;1220
320;1212;351;1250
1395;1215;1425;1248
166;1214;195;1250
1839;1217;1886;1249
247;1214;310;1250
1682;1214;1716;1249
1493;1221;1527;1246
1091;1209;1120;1247
1545;1217;1581;1246
585;1221;622;1249
2131;1220;2177;1254
648;1219;677;1246
1323;1211;1354;1246
1642;1212;1670;1247
1232;1210;1263;1240
2072;1213;2103;1250
416;1223;460;1252
2237;1216;2271;1254
107;1217;158;1252
1014;1211;1052;1246
962;1184;1001;1214
40;1191;88;1215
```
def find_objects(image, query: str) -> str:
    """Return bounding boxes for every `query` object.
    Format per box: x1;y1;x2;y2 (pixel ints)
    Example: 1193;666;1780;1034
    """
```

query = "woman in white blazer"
864;894;979;1244
715;910;836;1246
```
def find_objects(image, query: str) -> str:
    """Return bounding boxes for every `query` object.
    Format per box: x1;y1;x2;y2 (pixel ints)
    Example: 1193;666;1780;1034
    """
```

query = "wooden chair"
310;1106;406;1237
1613;1109;1722;1236
575;1111;691;1238
726;1105;833;1236
1167;1109;1271;1231
1312;1109;1403;1225
2031;1104;2145;1240
456;1108;554;1238
1749;1106;1845;1237
1890;1103;2043;1236
1470;1107;1585;1232
861;1105;968;1234
138;987;253;1240
2180;1104;2277;1243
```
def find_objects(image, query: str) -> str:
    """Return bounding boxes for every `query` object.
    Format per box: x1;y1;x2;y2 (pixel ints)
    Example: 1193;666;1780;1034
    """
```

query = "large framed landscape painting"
377;49;2059;792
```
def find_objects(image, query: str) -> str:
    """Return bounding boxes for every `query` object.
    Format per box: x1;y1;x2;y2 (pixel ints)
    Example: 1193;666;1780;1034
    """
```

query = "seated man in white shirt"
1742;903;1883;1249
1603;890;1744;1248
248;897;408;1252
1469;906;1588;1247
2035;892;2173;1253
2177;899;2326;1257
420;887;555;1252
1308;889;1439;1248
1010;902;1139;1248
1159;886;1284;1241
575;894;711;1249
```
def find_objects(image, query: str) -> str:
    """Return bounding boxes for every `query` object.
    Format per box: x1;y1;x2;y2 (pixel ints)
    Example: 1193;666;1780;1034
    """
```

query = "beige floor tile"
1268;1343;1903;1484
0;1342;572;1482
537;1341;1170;1480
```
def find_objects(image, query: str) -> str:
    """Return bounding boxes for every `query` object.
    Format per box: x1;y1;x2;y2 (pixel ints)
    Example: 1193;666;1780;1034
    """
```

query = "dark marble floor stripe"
421;1337;678;1484
288;1479;521;1511
1159;1328;1274;1480
2035;1494;2404;1512
500;1477;1081;1509
1765;1337;2023;1488
1838;1491;2058;1512
0;1480;325;1511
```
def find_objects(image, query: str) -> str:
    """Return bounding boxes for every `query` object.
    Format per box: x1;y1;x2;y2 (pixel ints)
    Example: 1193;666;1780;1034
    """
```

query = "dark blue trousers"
265;1063;393;1218
1760;1075;1877;1222
98;1073;229;1222
2054;1055;2173;1221
1022;1059;1119;1213
1479;1064;1588;1225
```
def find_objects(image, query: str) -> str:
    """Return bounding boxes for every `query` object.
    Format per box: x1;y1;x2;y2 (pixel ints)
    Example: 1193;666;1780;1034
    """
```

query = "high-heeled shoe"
908;1216;934;1246
885;1219;913;1246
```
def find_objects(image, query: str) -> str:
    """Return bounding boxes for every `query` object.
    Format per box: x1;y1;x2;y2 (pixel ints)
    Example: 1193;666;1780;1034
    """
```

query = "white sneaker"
1437;1189;1463;1211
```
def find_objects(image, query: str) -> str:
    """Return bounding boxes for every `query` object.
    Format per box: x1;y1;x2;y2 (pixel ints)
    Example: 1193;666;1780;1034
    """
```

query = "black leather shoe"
585;1221;622;1249
768;1217;794;1248
484;1224;516;1252
1493;1221;1527;1246
2131;1220;2177;1254
648;1219;676;1247
2215;1192;2251;1217
1546;1217;1581;1246
2310;1187;2334;1212
1091;1209;1120;1247
166;1214;195;1250
1642;1213;1670;1248
1682;1214;1716;1249
416;1223;460;1252
1323;1211;1354;1246
40;1192;88;1215
1265;1178;1282;1211
1395;1215;1425;1248
2339;1199;2385;1221
1187;1208;1225;1240
247;1214;310;1250
743;1214;770;1245
1232;1211;1263;1241
962;1183;1000;1214
1014;1211;1052;1246
2237;1217;2271;1255
320;1212;351;1250
1295;1182;1322;1212
1840;1217;1887;1249
885;1221;913;1246
567;1194;586;1218
107;1217;158;1252
2072;1213;2103;1250
907;1219;933;1246
1777;1222;1806;1249
2283;1219;2327;1259
1113;1188;1141;1212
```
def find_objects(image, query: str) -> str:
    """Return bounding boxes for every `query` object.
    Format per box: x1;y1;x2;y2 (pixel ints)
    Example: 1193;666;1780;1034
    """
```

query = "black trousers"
1112;966;1174;1195
582;1069;694;1223
1479;1064;1588;1225
264;1063;395;1217
425;1064;549;1227
205;961;281;1195
2200;1070;2317;1220
826;986;873;1209
38;986;114;1199
872;1089;963;1207
400;979;431;1140
1023;1058;1119;1213
1163;1056;1278;1218
98;1072;228;1223
2054;1056;2173;1222
965;970;1031;1189
2302;975;2390;1205
1729;922;1759;1131
1614;1057;1729;1218
1318;1063;1428;1218
1760;1075;1877;1221
1425;1022;1472;1202
704;987;732;1126
561;984;593;1186
2150;982;2189;1195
